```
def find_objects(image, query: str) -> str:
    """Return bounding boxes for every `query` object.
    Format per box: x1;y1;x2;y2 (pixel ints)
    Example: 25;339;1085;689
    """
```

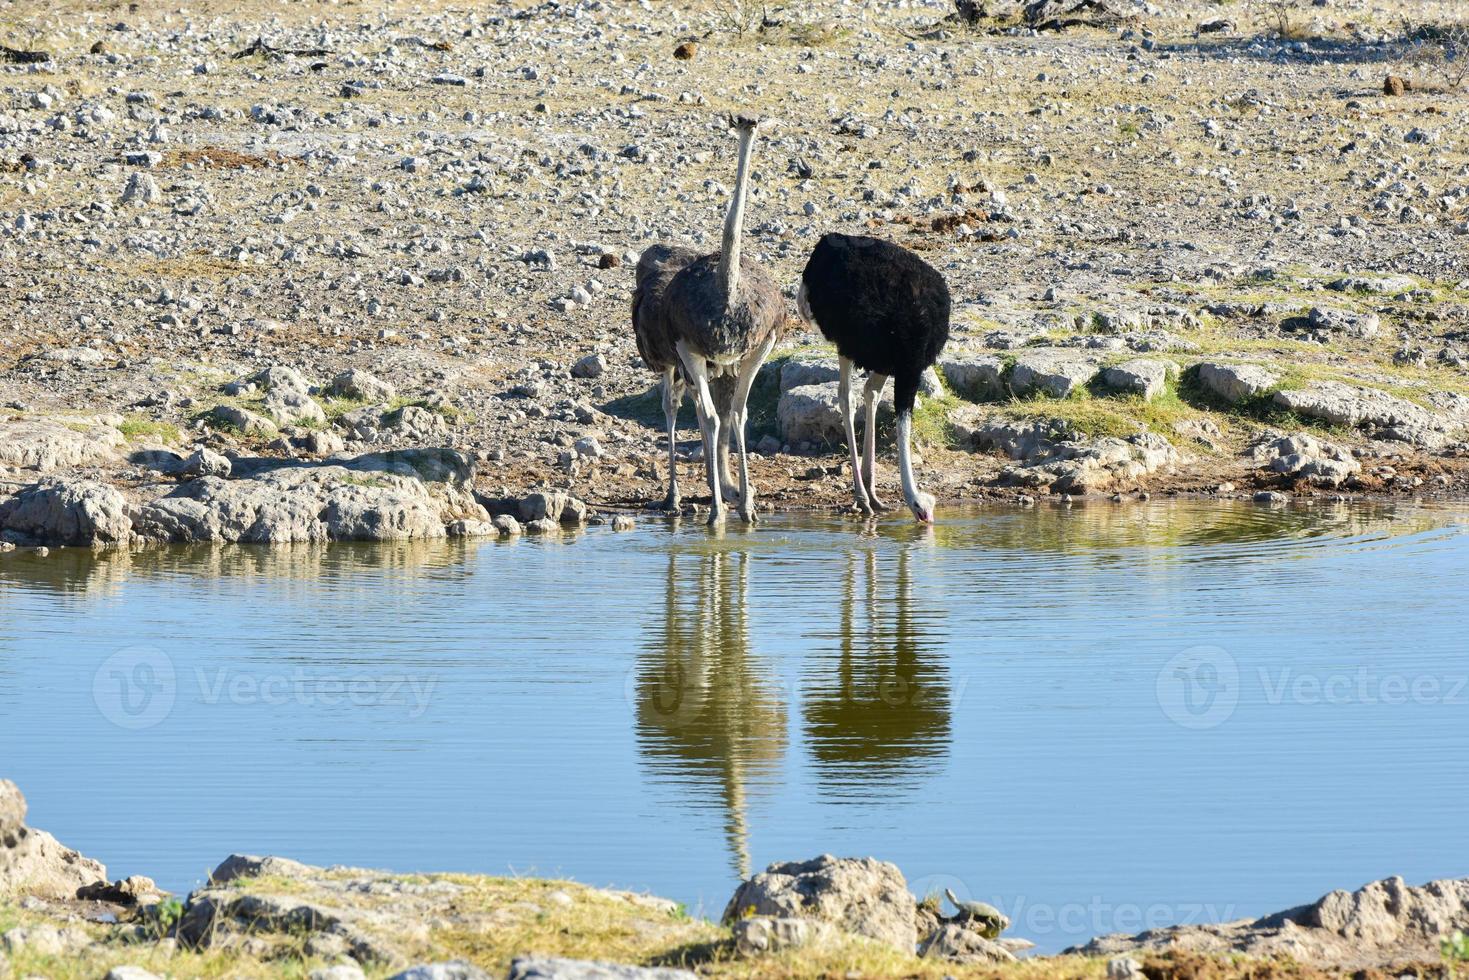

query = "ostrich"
631;244;697;511
661;115;785;525
631;247;741;512
798;233;950;522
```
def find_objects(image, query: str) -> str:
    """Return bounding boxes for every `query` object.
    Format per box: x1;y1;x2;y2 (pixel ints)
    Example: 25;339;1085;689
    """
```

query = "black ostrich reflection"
634;549;786;878
803;546;949;790
635;540;950;876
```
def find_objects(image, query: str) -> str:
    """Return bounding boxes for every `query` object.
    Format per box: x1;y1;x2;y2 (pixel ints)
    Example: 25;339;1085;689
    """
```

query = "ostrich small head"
909;490;936;524
727;114;762;134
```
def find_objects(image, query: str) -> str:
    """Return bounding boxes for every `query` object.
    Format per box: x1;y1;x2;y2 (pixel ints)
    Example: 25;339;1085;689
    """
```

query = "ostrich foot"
739;504;759;524
847;497;875;516
706;507;726;528
868;495;894;512
660;490;681;512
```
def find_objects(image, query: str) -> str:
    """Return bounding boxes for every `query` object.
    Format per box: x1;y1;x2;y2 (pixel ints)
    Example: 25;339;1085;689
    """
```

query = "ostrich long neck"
717;127;756;306
897;412;921;509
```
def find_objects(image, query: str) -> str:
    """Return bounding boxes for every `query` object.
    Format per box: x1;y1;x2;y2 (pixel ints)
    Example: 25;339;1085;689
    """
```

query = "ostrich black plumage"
799;233;951;523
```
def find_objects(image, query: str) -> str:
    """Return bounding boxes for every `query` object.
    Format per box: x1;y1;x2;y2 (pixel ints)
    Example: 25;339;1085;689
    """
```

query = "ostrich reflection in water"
635;541;950;876
803;545;949;792
634;549;785;878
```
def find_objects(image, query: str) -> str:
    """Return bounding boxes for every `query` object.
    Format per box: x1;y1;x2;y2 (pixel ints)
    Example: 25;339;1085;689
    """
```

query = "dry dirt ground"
2;0;1469;533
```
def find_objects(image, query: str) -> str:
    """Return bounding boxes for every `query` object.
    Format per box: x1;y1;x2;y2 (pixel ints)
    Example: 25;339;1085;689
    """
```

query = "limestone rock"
0;780;108;901
518;489;586;524
389;963;493;980
777;383;843;445
1272;382;1452;447
264;388;328;427
134;449;489;544
1257;434;1360;487
1306;306;1380;339
918;922;1017;963
777;354;839;393
1069;875;1469;969
1008;348;1100;398
507;958;698;980
206;404;276;436
0;417;125;472
939;351;1006;401
382;404;448;442
0;478;132;546
1327;275;1417;295
1195;362;1279;403
330;369;396;403
1024;433;1176;493
1101;358;1172;401
723;855;917;951
105;967;164;980
211;854;318;884
571;354;606;380
731;916;838;956
180;447;233;479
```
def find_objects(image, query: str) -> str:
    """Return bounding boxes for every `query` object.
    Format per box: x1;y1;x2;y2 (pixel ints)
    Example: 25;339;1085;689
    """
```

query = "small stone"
1108;956;1144;980
611;515;635;531
329;368;396;403
1254;490;1290;505
121;172;162;205
1383;74;1408;96
571;354;606;379
673;41;697;60
106;968;164;980
310;966;367;980
493;514;522;536
180;447;232;479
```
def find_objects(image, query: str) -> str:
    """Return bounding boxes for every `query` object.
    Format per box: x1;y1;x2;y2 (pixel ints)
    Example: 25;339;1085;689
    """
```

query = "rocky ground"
4;781;1468;980
3;0;1469;544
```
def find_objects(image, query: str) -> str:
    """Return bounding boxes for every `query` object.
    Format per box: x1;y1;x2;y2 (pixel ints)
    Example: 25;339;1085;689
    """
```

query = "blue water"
2;500;1466;952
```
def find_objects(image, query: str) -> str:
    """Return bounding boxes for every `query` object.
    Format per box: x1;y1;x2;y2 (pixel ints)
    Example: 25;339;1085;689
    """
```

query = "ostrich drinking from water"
799;233;951;523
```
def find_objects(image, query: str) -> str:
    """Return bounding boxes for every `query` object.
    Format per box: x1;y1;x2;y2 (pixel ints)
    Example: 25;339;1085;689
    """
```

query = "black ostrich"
798;233;951;523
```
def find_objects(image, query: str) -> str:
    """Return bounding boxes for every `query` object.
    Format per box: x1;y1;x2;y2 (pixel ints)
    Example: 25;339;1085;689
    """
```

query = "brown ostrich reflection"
803;546;950;787
634;549;786;878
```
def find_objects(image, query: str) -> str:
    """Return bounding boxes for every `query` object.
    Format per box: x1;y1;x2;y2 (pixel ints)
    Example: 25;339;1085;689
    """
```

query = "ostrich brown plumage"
660;116;785;525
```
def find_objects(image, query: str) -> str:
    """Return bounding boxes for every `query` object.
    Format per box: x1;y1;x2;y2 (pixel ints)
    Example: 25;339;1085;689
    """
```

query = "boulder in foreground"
722;854;916;951
0;779;107;900
1069;874;1469;969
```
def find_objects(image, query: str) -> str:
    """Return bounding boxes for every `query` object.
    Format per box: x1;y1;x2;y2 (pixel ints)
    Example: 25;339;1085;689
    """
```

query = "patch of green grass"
1445;929;1469;963
118;415;183;444
912;392;961;448
319;395;371;422
783;21;851;47
387;395;466;423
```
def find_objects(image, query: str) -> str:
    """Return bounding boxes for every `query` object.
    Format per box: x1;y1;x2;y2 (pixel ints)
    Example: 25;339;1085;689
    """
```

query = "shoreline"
3;785;1466;980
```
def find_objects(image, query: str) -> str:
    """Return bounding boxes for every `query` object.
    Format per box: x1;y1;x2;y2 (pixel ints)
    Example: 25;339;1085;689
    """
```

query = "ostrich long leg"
662;367;683;511
862;372;891;511
712;372;740;504
678;342;724;526
839;357;871;514
730;335;776;523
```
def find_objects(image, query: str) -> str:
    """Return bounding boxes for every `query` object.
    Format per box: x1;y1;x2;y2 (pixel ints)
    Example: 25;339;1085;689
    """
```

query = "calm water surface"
2;501;1467;952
